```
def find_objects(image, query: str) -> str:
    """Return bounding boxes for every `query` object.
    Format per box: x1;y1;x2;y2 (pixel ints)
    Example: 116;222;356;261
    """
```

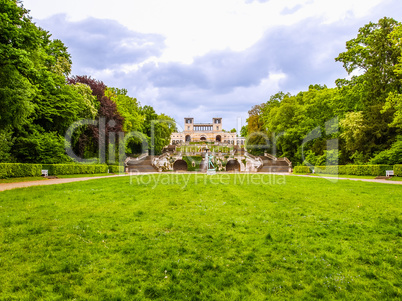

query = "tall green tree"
0;0;38;130
335;17;402;160
335;17;401;106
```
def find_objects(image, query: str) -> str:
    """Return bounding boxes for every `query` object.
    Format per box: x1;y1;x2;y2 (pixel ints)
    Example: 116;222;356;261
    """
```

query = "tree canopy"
0;0;176;163
244;17;402;165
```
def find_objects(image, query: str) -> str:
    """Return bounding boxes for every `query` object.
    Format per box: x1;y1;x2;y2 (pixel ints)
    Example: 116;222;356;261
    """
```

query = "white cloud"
22;0;402;129
25;0;385;63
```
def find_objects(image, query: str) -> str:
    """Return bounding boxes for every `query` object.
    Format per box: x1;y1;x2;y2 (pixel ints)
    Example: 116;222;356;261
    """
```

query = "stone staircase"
234;146;245;156
258;156;291;173
126;156;158;173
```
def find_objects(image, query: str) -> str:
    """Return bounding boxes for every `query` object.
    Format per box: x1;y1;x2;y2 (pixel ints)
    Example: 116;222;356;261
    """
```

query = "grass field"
56;173;113;179
0;177;47;184
0;174;114;184
0;174;401;300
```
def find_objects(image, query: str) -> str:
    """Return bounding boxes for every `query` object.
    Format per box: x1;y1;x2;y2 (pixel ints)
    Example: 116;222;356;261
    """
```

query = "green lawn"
303;174;377;180
56;173;115;179
0;177;47;184
298;173;402;182
0;174;400;300
0;173;115;184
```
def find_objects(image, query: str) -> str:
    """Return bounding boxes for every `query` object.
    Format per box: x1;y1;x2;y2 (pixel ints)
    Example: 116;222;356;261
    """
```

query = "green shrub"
0;163;42;178
394;165;402;176
108;165;125;174
369;137;402;165
314;165;393;176
183;156;203;171
41;164;108;176
293;166;311;174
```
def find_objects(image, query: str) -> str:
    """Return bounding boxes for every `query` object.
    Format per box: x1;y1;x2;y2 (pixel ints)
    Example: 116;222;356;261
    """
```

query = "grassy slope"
0;175;400;300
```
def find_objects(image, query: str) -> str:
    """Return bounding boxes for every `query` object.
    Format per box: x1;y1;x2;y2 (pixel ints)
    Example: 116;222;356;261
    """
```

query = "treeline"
245;17;402;166
0;0;176;164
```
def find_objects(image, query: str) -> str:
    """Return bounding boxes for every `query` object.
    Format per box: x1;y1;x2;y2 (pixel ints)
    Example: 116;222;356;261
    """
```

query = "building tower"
184;118;194;132
212;118;222;132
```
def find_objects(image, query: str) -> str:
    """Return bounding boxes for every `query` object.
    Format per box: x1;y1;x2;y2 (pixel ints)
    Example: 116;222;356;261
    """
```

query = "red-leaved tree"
68;76;124;162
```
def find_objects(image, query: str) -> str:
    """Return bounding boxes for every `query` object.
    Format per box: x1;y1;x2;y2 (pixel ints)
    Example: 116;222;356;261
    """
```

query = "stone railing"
264;153;277;161
124;153;148;165
244;152;263;171
279;157;292;166
264;153;292;167
152;152;172;172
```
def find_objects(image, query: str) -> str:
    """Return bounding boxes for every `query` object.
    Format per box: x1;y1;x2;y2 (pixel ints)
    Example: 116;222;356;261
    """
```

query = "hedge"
314;165;393;176
293;166;311;174
293;165;394;176
0;163;42;178
394;165;402;176
108;165;125;174
41;164;108;176
183;156;203;171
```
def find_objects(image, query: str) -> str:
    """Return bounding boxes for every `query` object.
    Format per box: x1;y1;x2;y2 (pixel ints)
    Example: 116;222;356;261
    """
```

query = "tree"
382;24;402;130
335;17;401;106
0;128;14;162
105;87;144;132
369;136;402;165
240;125;248;137
67;76;124;161
0;0;39;129
335;17;402;160
247;104;265;134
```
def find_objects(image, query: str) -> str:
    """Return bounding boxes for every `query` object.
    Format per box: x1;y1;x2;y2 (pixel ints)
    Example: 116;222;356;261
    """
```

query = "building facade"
170;117;241;145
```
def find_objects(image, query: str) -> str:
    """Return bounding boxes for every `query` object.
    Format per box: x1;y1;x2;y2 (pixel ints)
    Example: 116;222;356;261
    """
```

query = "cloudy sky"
23;0;402;131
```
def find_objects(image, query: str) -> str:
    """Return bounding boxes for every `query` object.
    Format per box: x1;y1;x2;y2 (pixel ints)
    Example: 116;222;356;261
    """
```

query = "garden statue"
206;150;216;175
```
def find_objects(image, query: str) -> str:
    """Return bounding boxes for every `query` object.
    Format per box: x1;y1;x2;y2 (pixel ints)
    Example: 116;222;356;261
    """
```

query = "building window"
187;126;190;130
216;126;219;130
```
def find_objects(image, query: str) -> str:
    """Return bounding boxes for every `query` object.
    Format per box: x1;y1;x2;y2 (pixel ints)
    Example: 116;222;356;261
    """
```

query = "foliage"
394;165;402;176
247;104;265;134
240;125;248;137
107;165;125;174
246;132;270;156
105;87;143;132
41;164;108;175
14;131;71;164
293;166;311;174
244;18;402;166
182;156;203;171
0;1;175;164
335;17;401;106
0;128;14;162
369;137;402;165
0;163;42;178
0;0;38;130
314;165;393;176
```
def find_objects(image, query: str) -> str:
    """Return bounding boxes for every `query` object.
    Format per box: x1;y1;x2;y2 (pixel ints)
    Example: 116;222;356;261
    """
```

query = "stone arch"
185;135;191;142
216;135;221;142
173;159;188;171
200;136;207;141
226;159;240;172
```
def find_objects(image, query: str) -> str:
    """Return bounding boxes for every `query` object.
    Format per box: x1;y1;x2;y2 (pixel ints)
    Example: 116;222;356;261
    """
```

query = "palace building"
170;117;243;145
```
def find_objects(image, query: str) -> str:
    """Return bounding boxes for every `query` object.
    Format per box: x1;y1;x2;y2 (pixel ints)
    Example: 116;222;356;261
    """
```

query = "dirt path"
0;175;125;192
292;174;402;185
